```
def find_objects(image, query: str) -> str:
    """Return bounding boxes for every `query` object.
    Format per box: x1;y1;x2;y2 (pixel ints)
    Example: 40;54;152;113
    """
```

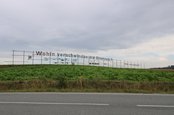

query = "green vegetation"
0;65;174;81
0;65;173;93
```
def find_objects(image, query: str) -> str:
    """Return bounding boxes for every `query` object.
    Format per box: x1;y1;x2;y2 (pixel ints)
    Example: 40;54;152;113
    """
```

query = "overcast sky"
0;0;174;67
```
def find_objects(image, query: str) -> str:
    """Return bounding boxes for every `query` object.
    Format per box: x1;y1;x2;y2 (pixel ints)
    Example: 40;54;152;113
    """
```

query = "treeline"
153;65;174;69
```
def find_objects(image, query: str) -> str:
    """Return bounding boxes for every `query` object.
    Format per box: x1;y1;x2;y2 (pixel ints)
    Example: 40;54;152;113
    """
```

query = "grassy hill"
0;65;174;93
0;64;174;81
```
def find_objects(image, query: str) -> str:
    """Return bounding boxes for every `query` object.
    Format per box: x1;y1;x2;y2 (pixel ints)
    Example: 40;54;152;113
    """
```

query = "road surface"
0;93;173;115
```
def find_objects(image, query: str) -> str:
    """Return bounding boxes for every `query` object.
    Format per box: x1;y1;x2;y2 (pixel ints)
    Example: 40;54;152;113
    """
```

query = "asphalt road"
0;93;173;115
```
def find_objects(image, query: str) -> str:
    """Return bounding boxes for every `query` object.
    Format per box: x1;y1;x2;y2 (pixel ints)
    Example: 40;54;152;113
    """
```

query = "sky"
0;0;174;67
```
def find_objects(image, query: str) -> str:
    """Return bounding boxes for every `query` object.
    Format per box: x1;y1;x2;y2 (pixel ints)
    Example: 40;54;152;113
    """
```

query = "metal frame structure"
11;50;145;69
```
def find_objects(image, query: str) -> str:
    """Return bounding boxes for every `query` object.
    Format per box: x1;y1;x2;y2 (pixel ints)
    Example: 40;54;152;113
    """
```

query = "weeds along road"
0;93;174;115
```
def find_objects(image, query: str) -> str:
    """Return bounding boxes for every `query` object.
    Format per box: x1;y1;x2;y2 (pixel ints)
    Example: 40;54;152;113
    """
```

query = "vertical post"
23;51;25;65
123;60;125;68
108;59;109;67
98;58;100;67
71;54;72;65
116;60;117;68
83;56;85;66
49;53;51;64
100;58;102;67
57;54;58;65
41;54;42;64
77;55;79;65
120;60;122;68
64;54;66;65
130;61;132;68
12;50;14;65
97;58;100;67
78;55;80;65
112;59;113;68
93;57;95;66
32;51;34;65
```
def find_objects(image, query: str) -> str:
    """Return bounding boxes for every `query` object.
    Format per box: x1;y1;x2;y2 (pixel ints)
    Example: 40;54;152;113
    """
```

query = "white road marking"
137;105;174;108
0;102;109;106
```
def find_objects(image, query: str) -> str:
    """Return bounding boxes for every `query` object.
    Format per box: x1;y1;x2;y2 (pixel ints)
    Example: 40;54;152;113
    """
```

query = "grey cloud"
0;38;31;51
0;0;174;51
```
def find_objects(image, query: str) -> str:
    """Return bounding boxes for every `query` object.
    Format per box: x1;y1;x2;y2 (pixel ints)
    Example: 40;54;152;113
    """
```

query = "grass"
0;80;173;93
0;65;174;93
0;64;174;81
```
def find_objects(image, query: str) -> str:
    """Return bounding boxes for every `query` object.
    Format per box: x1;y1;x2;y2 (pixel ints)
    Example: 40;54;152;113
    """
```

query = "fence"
11;50;145;69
